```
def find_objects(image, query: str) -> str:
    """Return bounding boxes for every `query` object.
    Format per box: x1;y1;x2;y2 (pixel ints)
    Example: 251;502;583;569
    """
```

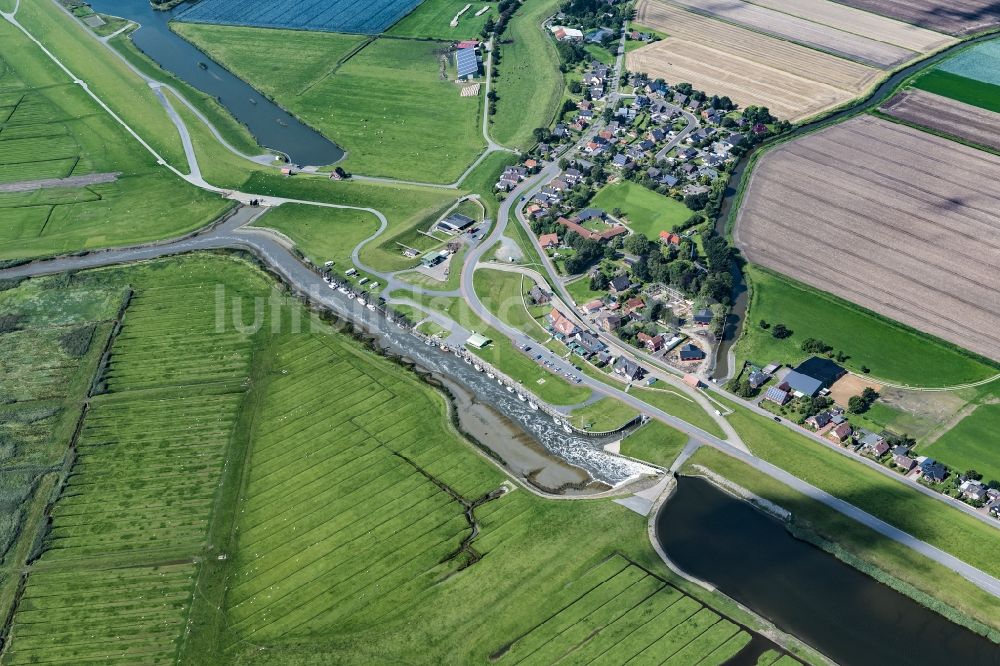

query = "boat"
440;345;449;352
486;372;495;379
463;357;472;365
366;303;375;311
505;385;514;393
553;415;561;425
516;394;526;402
249;98;257;105
497;379;504;386
473;364;483;372
337;287;348;294
562;423;573;433
528;401;538;411
197;61;208;70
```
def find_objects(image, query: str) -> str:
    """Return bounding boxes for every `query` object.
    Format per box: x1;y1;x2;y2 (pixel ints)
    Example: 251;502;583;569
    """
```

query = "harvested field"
629;0;881;121
832;0;1000;35
668;0;917;67
828;374;884;408
749;0;954;53
881;88;1000;152
736;115;1000;363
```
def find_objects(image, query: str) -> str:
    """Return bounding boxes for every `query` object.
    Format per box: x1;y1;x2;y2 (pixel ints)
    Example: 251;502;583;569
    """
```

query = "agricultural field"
0;17;229;260
881;89;1000;152
0;256;273;664
252;203;381;269
388;0;497;40
620;420;689;468
911;39;1000;114
748;0;954;53
737;266;998;386
831;0;1000;35
172;25;485;182
924;402;1000;484
177;0;423;33
491;0;563;148
591;180;692;240
668;0;920;68
935;39;1000;85
629;0;882;122
736;115;1000;365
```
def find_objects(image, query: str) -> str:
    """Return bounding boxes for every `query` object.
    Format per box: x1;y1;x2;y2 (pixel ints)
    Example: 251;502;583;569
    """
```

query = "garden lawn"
592;181;691;240
685;446;1000;638
620;420;689;467
737;266;998;386
726;402;1000;581
252;203;380;270
388;0;497;40
491;0;563;149
912;69;1000;114
569;397;638;431
924;403;1000;484
566;275;607;305
171;26;485;182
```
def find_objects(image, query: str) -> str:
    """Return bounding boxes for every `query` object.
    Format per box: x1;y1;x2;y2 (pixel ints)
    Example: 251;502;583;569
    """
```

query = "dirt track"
880;89;1000;152
833;0;1000;35
0;172;119;193
736;115;1000;363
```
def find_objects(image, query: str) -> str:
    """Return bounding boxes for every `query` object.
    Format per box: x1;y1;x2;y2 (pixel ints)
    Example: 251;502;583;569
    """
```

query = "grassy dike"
683;447;1000;642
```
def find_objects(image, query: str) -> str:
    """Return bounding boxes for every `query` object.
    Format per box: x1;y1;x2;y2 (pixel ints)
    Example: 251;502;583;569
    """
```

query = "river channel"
87;0;344;166
657;477;1000;665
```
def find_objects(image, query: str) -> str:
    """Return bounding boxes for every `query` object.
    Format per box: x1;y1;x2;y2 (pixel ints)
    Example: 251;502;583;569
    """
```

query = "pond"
87;0;344;166
656;476;1000;666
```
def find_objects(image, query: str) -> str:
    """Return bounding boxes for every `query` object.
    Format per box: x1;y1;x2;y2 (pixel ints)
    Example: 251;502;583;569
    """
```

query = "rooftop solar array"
177;0;425;34
456;47;478;78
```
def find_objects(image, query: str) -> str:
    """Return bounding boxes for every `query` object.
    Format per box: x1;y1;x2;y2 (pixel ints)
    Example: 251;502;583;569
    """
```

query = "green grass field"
473;267;549;342
491;0;564;149
685;446;1000;639
924;403;1000;483
252;203;380;270
723;400;1000;583
0;18;231;260
737;266;997;386
389;0;497;40
566;274;608;305
171;25;485;182
591;180;692;240
620;420;689;468
569;397;639;431
631;386;725;438
911;70;1000;113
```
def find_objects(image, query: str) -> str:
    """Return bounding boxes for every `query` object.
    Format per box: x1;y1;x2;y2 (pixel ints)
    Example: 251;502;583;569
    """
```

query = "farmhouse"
692;308;714;325
455;47;479;81
764;385;790;405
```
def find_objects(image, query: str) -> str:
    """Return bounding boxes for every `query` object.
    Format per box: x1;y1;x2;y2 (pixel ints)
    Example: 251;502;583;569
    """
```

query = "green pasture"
737;266;997;386
253;203;380;270
911;69;1000;113
566;274;607;305
591;180;691;240
569;397;638;431
620;420;689;468
473;267;548;342
389;0;497;40
491;0;564;149
924;403;1000;484
631;386;725;438
172;25;485;182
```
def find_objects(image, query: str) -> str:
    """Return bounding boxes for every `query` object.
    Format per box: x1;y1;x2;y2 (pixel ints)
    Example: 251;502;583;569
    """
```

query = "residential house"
828;422;853;442
763;385;790;405
548;308;579;337
692;308;714;326
659;231;681;246
748;370;770;389
609;274;632;293
529;285;551;305
806;411;832;429
678;343;705;361
683;373;703;389
919;458;948;483
563;168;584;185
614;357;646;382
539;233;559;249
894;454;917;473
574;330;606;355
582;299;604;315
596;312;622;332
870;441;890;457
960;480;988;502
623;297;645;314
637;332;665;352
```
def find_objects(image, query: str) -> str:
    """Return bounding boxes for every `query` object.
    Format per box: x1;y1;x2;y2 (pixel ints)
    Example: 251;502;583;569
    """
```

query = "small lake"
87;0;344;166
657;477;1000;666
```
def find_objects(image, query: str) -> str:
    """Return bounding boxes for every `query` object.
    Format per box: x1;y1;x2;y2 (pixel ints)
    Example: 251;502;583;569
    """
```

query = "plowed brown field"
736;115;1000;363
833;0;1000;35
881;89;1000;152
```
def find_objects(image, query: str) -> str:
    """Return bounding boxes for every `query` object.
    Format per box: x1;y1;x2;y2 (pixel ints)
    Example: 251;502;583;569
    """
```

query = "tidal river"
657;477;1000;665
86;0;344;166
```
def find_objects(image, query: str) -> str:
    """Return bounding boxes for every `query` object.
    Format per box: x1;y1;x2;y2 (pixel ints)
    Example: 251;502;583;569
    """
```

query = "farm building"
437;212;475;234
795;357;846;387
679;343;705;361
692;308;713;325
456;47;479;80
783;371;823;398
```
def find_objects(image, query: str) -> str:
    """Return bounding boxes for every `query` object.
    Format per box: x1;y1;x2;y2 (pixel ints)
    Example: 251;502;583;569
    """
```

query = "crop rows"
223;333;500;642
177;0;424;34
2;564;195;665
495;555;749;664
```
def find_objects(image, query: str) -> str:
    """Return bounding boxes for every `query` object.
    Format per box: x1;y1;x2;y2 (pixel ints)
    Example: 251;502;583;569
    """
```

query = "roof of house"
679;343;705;360
609;275;631;291
693;308;714;323
794;357;846;388
539;232;559;248
764;386;788;403
830;422;852;439
583;298;603;312
784;370;823;397
549;308;578;337
614;356;644;379
456;47;479;78
895;454;916;470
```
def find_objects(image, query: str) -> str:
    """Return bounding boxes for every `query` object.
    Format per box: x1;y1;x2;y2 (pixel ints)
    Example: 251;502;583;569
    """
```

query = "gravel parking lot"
736;115;1000;363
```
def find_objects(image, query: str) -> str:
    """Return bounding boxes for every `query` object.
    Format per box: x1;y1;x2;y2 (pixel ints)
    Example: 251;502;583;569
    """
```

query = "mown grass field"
252;203;380;269
388;0;497;39
620;420;689;468
632;386;725;438
171;25;485;182
473;267;549;342
685;446;1000;639
0;17;230;261
924;403;1000;483
569;397;639;431
592;180;692;240
737;266;998;386
491;0;564;148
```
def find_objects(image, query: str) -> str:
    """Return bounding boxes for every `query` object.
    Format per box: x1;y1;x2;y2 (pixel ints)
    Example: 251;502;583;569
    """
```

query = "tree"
801;337;832;354
771;323;791;339
684;191;709;210
758;319;770;330
568;80;582;94
848;395;866;414
964;469;983;481
532;127;550;143
623;233;650;256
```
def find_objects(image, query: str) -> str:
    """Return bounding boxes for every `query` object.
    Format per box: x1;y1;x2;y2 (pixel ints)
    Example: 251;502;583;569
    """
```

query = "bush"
771;323;791;339
59;324;96;358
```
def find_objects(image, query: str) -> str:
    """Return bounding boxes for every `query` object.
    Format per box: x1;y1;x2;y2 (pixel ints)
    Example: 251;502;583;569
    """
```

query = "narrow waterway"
87;0;344;166
712;33;999;379
657;477;1000;666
